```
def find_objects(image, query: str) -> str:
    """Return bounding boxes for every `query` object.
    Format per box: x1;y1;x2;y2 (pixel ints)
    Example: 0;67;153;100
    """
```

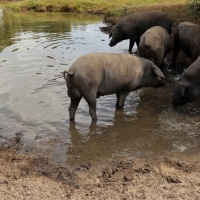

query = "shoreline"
0;146;199;199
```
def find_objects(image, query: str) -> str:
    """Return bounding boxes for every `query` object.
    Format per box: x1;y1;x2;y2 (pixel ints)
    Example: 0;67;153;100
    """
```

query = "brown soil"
0;147;200;199
1;4;200;200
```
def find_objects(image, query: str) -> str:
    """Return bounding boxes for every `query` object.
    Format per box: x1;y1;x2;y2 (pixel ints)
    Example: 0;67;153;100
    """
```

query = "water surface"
0;10;200;165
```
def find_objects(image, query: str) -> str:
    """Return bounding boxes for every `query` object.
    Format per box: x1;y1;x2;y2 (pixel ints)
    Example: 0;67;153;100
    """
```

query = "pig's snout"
109;41;114;47
153;78;165;88
109;39;117;47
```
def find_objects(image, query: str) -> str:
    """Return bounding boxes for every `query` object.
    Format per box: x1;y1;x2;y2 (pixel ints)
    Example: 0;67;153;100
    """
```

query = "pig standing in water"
109;11;173;53
138;26;171;71
63;53;165;121
172;56;200;106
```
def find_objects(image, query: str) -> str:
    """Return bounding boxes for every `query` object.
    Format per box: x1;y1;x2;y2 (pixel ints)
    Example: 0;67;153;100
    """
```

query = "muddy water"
0;10;200;165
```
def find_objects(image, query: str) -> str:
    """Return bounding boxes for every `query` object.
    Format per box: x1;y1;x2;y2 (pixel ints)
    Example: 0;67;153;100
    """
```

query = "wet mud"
0;147;200;199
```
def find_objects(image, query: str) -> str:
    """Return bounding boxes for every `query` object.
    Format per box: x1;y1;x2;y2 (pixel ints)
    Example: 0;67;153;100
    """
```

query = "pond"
0;10;200;166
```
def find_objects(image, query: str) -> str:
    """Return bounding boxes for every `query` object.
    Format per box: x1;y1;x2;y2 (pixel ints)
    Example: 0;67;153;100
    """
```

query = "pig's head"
138;61;165;89
172;56;200;106
109;28;122;47
172;85;186;106
172;84;199;106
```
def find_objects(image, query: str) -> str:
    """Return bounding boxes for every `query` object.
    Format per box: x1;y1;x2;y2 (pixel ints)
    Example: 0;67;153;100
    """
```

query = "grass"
0;0;186;16
187;0;200;18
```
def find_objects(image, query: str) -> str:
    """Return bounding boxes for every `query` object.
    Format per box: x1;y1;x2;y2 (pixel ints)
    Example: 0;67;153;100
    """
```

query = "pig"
63;53;165;121
171;21;200;67
109;11;173;53
172;56;200;106
138;26;171;71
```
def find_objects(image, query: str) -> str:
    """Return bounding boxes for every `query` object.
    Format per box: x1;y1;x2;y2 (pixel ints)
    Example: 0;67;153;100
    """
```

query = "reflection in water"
67;87;200;166
0;10;200;166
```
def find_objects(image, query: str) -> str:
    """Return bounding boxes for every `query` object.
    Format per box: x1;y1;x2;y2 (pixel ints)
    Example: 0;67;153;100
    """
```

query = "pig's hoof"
70;118;75;122
116;105;123;109
128;50;133;54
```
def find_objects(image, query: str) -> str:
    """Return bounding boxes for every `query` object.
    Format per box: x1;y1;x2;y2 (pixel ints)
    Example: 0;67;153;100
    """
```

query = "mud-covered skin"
172;56;200;106
138;26;171;71
109;11;173;53
171;22;200;68
63;53;165;121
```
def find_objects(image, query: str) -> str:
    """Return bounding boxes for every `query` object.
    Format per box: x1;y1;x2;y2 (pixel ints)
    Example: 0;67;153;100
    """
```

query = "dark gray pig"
63;53;165;121
109;11;173;53
171;21;200;67
172;56;200;106
138;26;171;71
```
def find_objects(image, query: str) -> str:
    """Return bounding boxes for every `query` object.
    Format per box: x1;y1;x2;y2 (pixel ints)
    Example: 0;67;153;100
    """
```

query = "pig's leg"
171;37;180;68
69;97;82;121
84;90;97;121
87;100;97;121
136;37;140;47
129;36;137;53
128;39;135;53
116;91;129;109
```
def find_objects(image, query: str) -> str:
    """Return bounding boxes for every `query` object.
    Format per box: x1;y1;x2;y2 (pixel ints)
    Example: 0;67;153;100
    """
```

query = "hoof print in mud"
166;176;181;184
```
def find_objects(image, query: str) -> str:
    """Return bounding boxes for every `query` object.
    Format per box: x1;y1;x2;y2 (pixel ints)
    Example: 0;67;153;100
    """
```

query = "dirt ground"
0;147;199;200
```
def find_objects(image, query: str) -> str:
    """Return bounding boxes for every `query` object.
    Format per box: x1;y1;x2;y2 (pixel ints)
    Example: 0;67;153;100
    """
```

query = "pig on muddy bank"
63;53;165;121
109;11;173;53
138;26;171;71
171;22;200;68
172;56;200;106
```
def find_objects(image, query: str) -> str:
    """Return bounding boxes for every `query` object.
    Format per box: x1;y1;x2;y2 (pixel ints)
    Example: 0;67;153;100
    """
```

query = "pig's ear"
113;28;119;37
152;64;165;78
109;27;119;38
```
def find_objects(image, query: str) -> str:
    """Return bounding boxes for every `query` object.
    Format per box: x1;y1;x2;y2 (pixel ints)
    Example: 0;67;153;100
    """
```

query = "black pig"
109;11;173;53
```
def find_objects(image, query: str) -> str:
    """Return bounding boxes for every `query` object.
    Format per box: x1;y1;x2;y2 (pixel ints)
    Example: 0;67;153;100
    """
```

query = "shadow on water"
0;9;200;166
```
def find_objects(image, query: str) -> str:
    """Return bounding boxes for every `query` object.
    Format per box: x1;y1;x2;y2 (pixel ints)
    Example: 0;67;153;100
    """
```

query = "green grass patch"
1;0;186;16
187;0;200;18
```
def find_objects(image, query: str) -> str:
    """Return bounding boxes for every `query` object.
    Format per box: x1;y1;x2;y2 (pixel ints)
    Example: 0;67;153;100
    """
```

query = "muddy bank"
1;131;199;199
0;147;199;199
